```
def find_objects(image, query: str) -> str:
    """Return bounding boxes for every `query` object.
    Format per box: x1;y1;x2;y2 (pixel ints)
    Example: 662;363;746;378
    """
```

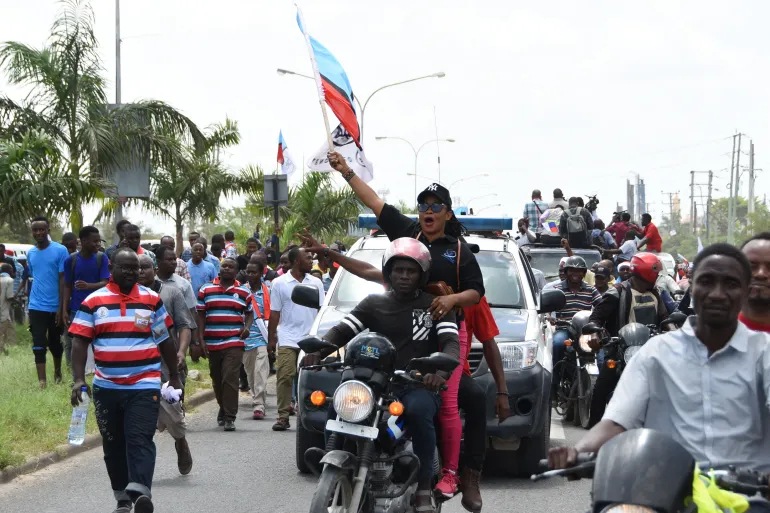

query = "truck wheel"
296;421;325;474
516;406;551;477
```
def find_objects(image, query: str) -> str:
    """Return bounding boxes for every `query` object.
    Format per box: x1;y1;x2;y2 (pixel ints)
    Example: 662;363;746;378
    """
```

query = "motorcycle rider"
549;243;770;486
586;252;672;428
302;238;460;513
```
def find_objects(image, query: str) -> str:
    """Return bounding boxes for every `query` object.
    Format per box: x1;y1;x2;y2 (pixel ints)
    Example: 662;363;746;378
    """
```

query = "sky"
1;0;769;234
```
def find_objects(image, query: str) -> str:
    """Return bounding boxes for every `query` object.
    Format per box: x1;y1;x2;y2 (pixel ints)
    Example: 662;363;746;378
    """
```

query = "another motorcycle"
532;429;770;513
297;336;459;513
582;321;660;382
554;311;598;428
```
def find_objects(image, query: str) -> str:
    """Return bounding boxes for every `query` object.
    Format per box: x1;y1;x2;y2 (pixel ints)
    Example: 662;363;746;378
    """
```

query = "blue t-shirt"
63;252;111;311
187;259;217;296
245;286;268;350
27;241;69;312
204;253;220;273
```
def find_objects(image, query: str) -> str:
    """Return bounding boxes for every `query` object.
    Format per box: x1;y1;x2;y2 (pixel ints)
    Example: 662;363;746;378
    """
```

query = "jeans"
588;362;620;428
93;386;160;501
458;373;486;471
326;386;441;481
28;309;62;364
551;329;570;393
208;346;244;422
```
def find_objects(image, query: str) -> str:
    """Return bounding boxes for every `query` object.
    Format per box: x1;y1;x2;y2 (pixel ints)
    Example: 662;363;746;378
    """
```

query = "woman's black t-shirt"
377;203;485;299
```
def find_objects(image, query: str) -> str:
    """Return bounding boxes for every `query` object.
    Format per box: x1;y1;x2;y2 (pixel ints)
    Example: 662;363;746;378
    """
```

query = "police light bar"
358;215;512;231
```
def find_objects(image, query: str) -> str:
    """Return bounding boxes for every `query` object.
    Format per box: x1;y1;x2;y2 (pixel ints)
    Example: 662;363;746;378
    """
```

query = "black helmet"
343;332;397;373
563;256;587;271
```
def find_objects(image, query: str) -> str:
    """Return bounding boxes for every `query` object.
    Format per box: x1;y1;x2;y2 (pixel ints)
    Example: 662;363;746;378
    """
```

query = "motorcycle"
581;321;662;382
532;428;770;513
554;311;599;428
297;336;459;513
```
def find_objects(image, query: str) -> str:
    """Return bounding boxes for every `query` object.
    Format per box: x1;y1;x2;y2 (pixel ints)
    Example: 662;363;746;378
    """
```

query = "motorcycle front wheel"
308;465;354;513
577;368;592;429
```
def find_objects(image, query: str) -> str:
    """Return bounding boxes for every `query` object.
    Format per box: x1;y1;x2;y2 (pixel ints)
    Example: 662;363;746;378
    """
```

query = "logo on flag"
307;124;374;183
277;130;296;176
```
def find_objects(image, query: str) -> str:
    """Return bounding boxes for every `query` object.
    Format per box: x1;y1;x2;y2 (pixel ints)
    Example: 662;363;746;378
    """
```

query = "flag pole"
296;5;335;150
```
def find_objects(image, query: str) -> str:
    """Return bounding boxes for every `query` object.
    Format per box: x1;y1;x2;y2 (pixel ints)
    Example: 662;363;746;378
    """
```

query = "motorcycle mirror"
662;312;688;330
581;322;603;335
410;352;459;375
297;336;337;355
291;284;321;310
539;288;566;314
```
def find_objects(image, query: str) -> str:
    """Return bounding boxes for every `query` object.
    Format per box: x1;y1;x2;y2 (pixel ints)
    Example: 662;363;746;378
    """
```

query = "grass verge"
0;324;212;470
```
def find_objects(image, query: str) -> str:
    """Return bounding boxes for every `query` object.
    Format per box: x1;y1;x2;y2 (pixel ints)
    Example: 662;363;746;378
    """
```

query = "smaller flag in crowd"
277;130;296;176
543;221;559;233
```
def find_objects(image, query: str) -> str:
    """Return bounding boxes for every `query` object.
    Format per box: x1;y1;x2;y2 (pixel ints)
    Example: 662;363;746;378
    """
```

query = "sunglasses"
418;203;447;214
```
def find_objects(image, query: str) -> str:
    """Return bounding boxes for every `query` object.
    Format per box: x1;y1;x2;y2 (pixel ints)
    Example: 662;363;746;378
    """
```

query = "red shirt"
462;296;500;376
642;222;662;252
739;312;770;333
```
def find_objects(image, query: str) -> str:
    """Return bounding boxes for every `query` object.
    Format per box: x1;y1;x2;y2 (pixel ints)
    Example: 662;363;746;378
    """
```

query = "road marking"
550;409;566;441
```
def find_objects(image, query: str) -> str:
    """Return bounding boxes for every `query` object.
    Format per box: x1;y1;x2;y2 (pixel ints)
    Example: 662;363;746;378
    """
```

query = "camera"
585;194;599;213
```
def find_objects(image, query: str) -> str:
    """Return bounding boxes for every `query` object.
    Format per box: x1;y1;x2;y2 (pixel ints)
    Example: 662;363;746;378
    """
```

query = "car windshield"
658;253;676;276
330;248;525;309
527;250;601;280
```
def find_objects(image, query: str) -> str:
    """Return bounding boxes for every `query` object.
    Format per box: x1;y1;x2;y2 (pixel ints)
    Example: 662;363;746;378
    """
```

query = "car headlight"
578;334;595;353
601;505;655;513
623;345;641;362
498;341;538;370
333;380;374;423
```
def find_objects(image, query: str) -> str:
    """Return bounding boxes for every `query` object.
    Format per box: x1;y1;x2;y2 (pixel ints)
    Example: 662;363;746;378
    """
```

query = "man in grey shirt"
548;243;770;474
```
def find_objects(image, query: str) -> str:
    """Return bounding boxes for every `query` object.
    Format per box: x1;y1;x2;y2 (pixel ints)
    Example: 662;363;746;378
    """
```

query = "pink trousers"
437;319;469;473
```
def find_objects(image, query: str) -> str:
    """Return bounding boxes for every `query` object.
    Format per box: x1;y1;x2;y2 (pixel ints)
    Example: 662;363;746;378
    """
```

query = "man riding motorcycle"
549;243;770;511
302;238;460;513
585;252;668;427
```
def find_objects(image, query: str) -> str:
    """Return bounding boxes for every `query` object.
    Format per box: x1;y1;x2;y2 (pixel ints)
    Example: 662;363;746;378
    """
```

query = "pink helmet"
382;238;431;286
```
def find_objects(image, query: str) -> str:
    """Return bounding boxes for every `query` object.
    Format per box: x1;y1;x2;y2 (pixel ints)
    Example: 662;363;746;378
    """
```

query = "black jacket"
589;280;668;336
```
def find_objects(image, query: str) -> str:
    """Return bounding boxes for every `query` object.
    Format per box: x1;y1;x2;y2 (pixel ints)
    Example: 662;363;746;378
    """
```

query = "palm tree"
0;0;204;231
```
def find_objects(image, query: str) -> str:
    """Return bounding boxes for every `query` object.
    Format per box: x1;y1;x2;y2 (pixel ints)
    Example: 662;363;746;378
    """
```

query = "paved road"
0;387;592;513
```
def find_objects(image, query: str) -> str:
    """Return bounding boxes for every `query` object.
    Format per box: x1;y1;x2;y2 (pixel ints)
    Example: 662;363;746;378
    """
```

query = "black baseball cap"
595;266;612;278
417;183;452;207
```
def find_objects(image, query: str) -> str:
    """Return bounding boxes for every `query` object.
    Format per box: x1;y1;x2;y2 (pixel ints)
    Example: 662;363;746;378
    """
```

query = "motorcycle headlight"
333;380;374;423
498;342;538;370
624;345;642;362
601;505;655;513
578;334;595;353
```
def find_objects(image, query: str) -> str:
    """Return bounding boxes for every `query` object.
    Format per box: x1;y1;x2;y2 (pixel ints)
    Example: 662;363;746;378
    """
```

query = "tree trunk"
175;203;184;257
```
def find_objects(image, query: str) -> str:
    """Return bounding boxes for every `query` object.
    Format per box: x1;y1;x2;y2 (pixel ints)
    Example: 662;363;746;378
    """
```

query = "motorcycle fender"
320;450;358;471
586;362;599;376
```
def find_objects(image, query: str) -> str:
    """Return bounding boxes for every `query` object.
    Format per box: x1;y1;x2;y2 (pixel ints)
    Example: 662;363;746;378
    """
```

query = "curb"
0;388;216;485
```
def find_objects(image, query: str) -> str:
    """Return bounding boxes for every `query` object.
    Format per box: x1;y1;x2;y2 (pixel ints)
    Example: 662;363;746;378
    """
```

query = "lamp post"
277;68;445;139
477;203;502;214
447;174;489;192
376;137;455;203
466;193;497;205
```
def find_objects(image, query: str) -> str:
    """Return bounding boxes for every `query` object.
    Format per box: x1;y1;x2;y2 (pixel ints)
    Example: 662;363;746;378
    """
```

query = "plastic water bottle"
68;386;89;446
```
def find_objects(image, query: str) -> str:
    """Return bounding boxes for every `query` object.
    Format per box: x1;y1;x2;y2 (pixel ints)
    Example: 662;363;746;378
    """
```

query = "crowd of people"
3;157;770;512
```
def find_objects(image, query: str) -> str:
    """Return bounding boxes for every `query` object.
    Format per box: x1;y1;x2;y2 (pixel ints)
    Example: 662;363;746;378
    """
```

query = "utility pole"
706;170;713;242
748;140;755;215
728;134;738;245
113;0;123;240
690;170;695;234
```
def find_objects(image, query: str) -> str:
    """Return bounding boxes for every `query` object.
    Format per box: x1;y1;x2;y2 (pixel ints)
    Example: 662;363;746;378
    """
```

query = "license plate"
326;419;379;440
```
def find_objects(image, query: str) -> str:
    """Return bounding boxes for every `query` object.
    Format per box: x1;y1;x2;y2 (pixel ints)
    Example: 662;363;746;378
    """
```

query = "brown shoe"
272;417;290;431
459;467;483;513
175;437;193;475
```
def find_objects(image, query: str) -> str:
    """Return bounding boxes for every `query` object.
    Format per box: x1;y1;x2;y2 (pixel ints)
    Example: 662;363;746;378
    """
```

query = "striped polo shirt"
197;277;253;350
553;280;601;320
68;281;173;390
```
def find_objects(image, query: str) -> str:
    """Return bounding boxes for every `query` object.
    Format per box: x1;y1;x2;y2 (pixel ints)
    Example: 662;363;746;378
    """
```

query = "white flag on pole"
697;236;704;254
307;123;374;183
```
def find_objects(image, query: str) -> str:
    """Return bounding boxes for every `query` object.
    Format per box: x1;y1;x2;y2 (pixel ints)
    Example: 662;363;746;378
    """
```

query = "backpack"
566;207;588;235
592;229;608;249
70;251;105;283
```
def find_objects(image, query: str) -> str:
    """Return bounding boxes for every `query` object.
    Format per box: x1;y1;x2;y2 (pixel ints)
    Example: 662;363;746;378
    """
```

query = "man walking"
105;219;131;260
236;237;259;273
180;231;200;262
637;213;663;253
27;216;69;387
120;224;156;267
195;236;220;274
69;247;180;513
523;189;549;232
159;236;191;281
268;247;324;431
223;230;237;260
62;226;109;376
0;263;15;355
137;253;195;475
197;258;254;431
62;232;78;254
186;242;217;295
244;261;271;419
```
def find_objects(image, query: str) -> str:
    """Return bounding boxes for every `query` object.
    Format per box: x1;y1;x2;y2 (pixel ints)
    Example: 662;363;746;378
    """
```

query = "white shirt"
270;272;325;349
619;239;638;259
514;229;536;248
604;318;770;471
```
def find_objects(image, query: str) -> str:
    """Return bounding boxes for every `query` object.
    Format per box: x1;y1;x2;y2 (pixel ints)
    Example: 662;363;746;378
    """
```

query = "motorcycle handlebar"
393;371;448;392
532;453;596;482
708;468;770;497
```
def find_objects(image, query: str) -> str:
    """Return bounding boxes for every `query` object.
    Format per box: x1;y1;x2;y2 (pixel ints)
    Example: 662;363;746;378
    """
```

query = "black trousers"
93;386;160;501
458;373;486;471
28;309;62;364
588;364;620;428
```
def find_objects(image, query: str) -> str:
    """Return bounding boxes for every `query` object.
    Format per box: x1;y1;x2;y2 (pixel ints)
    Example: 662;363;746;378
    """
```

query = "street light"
406;172;436;181
466;193;497;205
376;136;455;203
277;68;445;138
447;174;489;191
477;203;501;214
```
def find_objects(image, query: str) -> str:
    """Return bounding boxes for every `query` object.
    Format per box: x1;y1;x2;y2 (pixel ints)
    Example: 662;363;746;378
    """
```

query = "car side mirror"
297;336;338;355
582;322;602;335
410;352;459;375
292;284;321;310
538;288;566;314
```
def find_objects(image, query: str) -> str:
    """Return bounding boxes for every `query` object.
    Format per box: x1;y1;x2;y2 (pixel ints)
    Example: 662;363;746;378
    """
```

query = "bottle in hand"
68;386;89;446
